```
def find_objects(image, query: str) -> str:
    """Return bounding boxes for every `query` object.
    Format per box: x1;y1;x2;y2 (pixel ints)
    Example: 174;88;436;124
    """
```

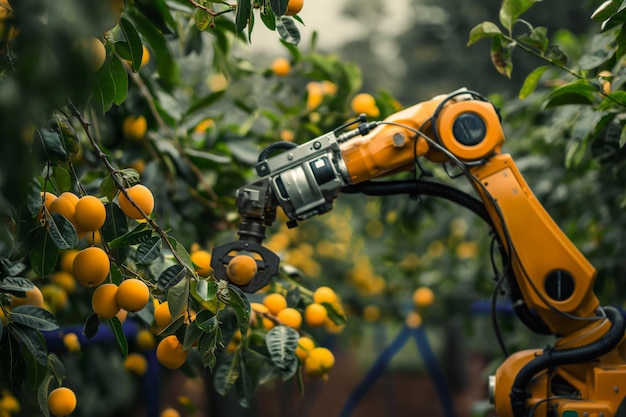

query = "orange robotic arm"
212;89;626;417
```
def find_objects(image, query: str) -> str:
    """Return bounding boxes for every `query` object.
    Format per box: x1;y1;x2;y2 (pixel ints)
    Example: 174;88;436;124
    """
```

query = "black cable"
257;141;297;162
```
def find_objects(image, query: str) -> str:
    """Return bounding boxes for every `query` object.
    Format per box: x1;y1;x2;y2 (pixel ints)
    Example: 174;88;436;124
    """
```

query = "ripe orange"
313;286;337;305
276;307;302;329
304;347;335;377
136;328;156;350
74;195;106;232
295;336;315;361
226;254;257;286
91;283;120;319
160;408;181;417
59;249;79;273
102;0;124;31
412;287;434;307
49;192;79;228
116;279;150;312
285;0;303;16
50;271;77;294
351;92;380;118
153;300;174;330
304;303;327;327
406;311;422;328
63;333;81;353
262;293;287;315
122;115;147;141
190;250;212;277
38;191;57;220
73;37;107;72
124;352;148;375
306;82;323;111
118;184;154;219
11;286;44;308
271;57;291;76
47;387;77;417
156;335;187;369
73;247;110;287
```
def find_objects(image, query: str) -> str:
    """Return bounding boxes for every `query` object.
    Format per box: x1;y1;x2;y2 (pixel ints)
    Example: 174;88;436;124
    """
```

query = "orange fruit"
313;286;337;305
160;408;181;417
124;352;148;375
412;287;434;307
271;57;291;76
11;285;44;308
116;279;150;312
47;387;77;417
304;303;327;327
0;0;18;42
122;115;147;141
136;328;156;350
226;254;257;286
295;336;315;361
156;335;187;369
59;250;79;273
190;250;212;277
276;307;302;329
62;333;81;353
73;247;110;287
91;283;120;319
306;82;323;111
50;271;76;294
406;311;422;328
262;293;287;315
73;37;107;72
118;184;154;219
49;192;79;228
74;195;106;232
351;92;380;118
285;0;303;16
102;0;124;31
154;300;174;330
303;347;335;377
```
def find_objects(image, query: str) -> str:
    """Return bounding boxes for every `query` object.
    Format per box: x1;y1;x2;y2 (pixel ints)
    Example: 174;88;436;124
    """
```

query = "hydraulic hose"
510;306;626;417
257;141;297;162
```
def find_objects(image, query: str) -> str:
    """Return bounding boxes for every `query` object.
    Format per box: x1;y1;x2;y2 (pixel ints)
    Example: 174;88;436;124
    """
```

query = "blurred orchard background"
2;0;626;416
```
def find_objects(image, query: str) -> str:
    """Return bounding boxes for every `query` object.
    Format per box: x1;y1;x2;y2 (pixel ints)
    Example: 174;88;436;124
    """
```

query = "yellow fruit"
0;391;20;413
276;307;302;329
122;115;147;141
156;335;187;369
116;308;128;323
63;333;81;353
38;191;57;220
190;250;212;277
92;283;120;319
103;0;124;31
295;336;315;361
306;82;323;111
124;352;148;375
116;279;150;312
263;293;287;315
313;286;337;305
118;184;154;219
0;0;18;43
412;287;434;308
351;93;380;118
49;192;79;228
47;387;76;417
50;271;76;294
140;45;150;68
160;408;181;417
285;0;303;16
73;247;110;287
271;57;291;76
304;303;327;327
193;118;215;135
406;311;422;328
304;347;335;377
279;129;294;142
226;254;257;286
74;195;106;232
59;250;79;274
154;300;175;330
136;328;156;350
73;37;107;72
11;286;44;308
362;304;380;322
41;284;68;310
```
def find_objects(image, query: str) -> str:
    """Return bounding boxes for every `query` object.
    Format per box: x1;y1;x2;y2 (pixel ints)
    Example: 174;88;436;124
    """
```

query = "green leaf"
101;203;129;260
185;91;225;116
0;276;34;296
276;17;300;45
260;8;277;31
111;56;129;105
10;324;48;366
37;374;53;417
192;279;217;302
227;285;250;338
92;63;116;115
544;80;596;108
518;26;549;53
47;353;66;385
545;45;568;67
198;329;219;370
235;355;254;408
235;0;251;33
321;301;347;325
182;319;203;350
46;212;78;250
194;8;211;31
52;166;72;193
109;316;128;358
114;40;132;61
591;0;622;22
467;21;502;45
269;0;288;16
214;353;239;396
135;236;162;264
167;276;189;320
30;229;58;276
196;310;218;332
10;306;59;331
499;0;539;33
490;35;513;77
167;237;195;273
99;174;118;202
601;7;626;32
35;128;68;165
599;91;626;111
158;264;186;290
108;222;151;248
119;17;144;73
265;325;298;369
519;65;548;99
83;312;100;339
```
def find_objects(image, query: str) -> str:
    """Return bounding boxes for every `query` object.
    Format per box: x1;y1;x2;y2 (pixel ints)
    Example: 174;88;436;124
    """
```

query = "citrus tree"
0;0;407;415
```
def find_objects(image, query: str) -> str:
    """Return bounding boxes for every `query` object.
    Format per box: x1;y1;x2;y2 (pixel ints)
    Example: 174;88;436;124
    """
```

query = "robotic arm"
211;89;626;417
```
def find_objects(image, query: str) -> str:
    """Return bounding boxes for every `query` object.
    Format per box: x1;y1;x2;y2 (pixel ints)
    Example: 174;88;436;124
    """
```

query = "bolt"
615;386;619;393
